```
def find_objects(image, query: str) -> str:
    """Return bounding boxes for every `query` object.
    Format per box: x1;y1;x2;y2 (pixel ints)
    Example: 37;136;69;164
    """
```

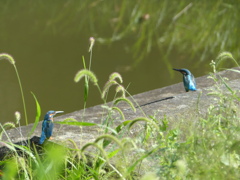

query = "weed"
0;53;28;125
1;49;240;179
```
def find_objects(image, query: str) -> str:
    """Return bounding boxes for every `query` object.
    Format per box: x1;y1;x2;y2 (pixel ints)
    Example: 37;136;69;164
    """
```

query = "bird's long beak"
55;111;64;115
173;68;185;75
173;68;181;71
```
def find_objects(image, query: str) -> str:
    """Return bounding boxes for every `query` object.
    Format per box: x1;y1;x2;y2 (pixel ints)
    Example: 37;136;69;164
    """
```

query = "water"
0;34;201;125
0;1;238;125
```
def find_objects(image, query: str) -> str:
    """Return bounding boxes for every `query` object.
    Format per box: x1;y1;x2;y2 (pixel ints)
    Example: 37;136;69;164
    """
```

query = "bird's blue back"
183;73;197;92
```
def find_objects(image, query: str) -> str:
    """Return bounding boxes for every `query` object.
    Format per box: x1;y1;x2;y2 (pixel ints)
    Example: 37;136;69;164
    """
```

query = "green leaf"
55;121;96;126
62;118;78;122
108;149;120;159
228;69;240;74
28;92;41;137
220;76;234;94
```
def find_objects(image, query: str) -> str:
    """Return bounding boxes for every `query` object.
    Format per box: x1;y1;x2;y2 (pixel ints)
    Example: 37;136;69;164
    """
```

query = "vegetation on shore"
0;50;240;179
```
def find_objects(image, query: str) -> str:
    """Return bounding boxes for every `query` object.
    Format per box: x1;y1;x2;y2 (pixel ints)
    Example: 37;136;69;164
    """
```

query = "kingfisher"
173;68;197;92
39;110;64;145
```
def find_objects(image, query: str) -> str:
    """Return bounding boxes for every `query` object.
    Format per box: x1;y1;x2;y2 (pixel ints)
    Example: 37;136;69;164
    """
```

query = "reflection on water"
0;37;198;125
0;34;181;125
0;1;238;125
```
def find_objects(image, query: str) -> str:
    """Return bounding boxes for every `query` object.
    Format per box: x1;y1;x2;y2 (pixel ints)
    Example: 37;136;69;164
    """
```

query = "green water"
0;0;239;125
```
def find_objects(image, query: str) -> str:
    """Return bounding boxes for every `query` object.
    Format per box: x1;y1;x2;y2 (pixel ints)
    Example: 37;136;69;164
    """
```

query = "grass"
0;49;240;179
0;53;28;125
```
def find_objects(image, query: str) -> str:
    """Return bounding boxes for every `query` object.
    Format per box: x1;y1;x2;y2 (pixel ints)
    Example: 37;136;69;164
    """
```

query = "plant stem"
13;65;28;125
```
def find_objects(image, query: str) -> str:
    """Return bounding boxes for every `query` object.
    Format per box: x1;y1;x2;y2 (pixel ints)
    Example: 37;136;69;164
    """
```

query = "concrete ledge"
2;67;240;147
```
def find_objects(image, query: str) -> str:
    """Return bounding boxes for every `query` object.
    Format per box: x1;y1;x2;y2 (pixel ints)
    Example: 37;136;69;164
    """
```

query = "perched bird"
173;68;197;92
39;110;64;145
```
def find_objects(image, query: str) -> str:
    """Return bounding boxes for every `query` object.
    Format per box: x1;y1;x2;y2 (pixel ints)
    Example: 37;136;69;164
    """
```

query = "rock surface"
1;68;240;148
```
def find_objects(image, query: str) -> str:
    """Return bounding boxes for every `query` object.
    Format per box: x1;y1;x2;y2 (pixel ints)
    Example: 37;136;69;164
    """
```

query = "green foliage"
2;158;18;179
1;45;240;180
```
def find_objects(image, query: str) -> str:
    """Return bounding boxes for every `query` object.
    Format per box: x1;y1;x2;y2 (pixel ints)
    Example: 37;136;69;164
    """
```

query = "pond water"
0;1;238;125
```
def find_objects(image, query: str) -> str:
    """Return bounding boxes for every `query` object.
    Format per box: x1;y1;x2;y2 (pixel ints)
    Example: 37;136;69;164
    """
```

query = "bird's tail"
39;131;46;144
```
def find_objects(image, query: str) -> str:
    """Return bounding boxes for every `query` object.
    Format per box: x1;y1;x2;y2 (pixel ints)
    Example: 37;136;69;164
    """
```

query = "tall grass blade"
82;56;89;107
127;146;160;175
82;56;87;69
0;53;15;64
5;142;38;165
112;107;125;120
55;121;96;126
114;97;136;112
116;120;132;133
28;92;41;137
216;51;239;67
95;134;123;149
81;142;109;163
103;120;133;148
219;76;240;101
128;117;160;133
0;53;28;125
116;85;126;98
0;123;15;140
102;80;118;99
220;76;234;94
14;65;28;125
109;72;123;83
228;69;240;73
84;77;89;102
